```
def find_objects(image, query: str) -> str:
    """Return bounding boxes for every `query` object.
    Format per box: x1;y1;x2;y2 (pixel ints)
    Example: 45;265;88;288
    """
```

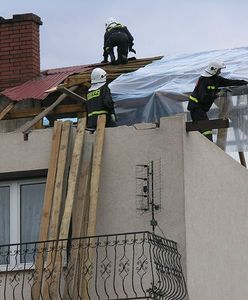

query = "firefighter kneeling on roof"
187;60;248;141
86;67;117;130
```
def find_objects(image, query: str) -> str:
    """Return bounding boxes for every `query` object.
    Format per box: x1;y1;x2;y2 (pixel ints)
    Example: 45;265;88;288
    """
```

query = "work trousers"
190;108;213;141
106;32;129;64
87;114;117;130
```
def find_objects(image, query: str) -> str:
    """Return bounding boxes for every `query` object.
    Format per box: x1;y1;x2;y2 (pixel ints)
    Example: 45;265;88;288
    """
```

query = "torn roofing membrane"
110;47;248;152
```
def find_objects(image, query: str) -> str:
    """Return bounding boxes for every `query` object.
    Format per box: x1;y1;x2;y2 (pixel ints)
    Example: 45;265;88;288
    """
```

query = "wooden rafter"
64;56;163;88
15;86;77;133
186;118;229;132
4;104;85;120
0;102;15;120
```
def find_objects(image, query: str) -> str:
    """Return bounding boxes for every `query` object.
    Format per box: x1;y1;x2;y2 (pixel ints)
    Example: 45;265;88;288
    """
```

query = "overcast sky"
2;0;248;70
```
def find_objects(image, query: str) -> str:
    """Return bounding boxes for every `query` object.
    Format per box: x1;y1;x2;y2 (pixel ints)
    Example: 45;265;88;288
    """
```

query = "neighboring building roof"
0;65;91;102
0;56;163;102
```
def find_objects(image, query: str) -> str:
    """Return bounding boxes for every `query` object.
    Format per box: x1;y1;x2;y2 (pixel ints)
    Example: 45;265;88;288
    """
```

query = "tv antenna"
136;160;161;234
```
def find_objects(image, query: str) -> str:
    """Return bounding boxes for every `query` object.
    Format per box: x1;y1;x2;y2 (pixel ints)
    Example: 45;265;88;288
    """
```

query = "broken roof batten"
0;56;163;102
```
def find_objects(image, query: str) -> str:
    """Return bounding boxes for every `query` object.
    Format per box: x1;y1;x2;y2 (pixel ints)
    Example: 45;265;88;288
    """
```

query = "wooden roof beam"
186;118;229;132
3;104;85;120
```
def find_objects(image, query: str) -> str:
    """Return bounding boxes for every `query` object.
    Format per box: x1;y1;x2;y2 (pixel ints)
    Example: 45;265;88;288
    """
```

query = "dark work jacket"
188;75;247;112
103;23;134;54
86;84;116;128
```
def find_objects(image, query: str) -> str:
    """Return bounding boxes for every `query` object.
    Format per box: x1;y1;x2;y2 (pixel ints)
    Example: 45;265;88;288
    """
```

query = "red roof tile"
0;65;92;102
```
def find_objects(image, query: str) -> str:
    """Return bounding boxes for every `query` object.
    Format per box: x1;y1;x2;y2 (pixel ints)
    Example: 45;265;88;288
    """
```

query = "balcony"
0;231;187;299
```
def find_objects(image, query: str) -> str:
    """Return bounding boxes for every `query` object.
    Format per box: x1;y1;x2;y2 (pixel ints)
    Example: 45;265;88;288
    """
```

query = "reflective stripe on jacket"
187;75;247;112
86;84;115;128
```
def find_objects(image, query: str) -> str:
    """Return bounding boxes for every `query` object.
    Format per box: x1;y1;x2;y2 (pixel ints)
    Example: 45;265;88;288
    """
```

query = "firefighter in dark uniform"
187;60;247;141
86;67;117;130
102;17;136;65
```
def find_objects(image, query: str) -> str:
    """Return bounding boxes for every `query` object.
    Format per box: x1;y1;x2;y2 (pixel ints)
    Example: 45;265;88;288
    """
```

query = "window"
0;179;46;265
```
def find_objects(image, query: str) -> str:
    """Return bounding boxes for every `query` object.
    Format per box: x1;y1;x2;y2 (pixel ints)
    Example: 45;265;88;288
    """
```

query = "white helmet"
202;60;226;77
91;68;107;84
105;17;117;29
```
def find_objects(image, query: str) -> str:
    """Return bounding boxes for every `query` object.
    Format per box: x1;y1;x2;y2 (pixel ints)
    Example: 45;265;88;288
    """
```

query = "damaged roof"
0;56;162;102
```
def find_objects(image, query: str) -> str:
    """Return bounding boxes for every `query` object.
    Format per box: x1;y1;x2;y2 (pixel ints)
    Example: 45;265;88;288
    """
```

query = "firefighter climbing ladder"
32;115;106;300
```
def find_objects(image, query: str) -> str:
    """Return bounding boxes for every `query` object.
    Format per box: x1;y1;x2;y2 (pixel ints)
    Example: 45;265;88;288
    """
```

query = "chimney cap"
0;13;42;25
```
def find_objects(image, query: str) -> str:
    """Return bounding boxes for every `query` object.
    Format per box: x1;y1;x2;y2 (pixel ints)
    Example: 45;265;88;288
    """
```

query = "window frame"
0;177;46;269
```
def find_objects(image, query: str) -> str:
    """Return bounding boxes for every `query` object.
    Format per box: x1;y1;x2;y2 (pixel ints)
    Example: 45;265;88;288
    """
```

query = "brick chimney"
0;13;42;91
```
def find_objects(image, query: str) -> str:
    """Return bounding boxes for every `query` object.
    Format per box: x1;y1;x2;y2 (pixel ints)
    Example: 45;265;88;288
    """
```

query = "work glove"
217;87;232;97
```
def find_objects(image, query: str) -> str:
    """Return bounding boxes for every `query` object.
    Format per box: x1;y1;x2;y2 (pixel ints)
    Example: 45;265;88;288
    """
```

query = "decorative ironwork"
0;232;187;299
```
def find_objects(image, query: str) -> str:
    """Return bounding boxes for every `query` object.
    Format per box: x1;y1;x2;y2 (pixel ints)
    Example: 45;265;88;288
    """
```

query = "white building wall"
97;116;187;272
184;130;248;300
0;129;52;172
0;115;248;299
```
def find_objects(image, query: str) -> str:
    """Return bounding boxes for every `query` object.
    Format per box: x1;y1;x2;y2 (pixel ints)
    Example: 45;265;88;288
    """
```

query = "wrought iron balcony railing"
0;231;187;300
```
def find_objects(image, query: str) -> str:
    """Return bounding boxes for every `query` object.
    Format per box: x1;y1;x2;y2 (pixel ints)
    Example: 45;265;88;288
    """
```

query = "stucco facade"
0;114;248;299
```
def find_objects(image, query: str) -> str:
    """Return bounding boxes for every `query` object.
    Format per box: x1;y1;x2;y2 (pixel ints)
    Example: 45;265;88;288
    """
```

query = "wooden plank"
69;137;94;299
71;140;93;239
34;119;44;129
59;87;86;102
216;95;230;151
5;104;85;120
32;121;63;300
230;95;248;166
78;115;105;300
59;117;87;239
48;121;72;241
38;121;63;241
87;114;106;236
49;118;87;299
42;121;72;299
0;102;15;120
63;138;93;300
64;56;163;87
239;152;247;168
15;86;77;133
186;118;229;132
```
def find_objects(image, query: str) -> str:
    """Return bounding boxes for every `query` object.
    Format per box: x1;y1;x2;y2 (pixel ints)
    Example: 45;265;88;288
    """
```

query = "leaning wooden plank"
80;115;106;300
39;121;63;240
70;137;94;300
87;114;106;236
49;118;87;299
48;121;72;241
0;102;15;120
59;87;86;102
42;121;72;299
186;118;229;132
59;117;87;239
32;121;63;300
63;138;93;300
15;86;77;133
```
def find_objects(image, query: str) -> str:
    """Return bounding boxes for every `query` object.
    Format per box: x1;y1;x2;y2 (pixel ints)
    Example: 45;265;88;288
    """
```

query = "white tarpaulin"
110;47;248;151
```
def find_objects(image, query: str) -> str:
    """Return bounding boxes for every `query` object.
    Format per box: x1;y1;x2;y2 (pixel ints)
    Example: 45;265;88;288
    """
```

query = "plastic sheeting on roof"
109;47;248;152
